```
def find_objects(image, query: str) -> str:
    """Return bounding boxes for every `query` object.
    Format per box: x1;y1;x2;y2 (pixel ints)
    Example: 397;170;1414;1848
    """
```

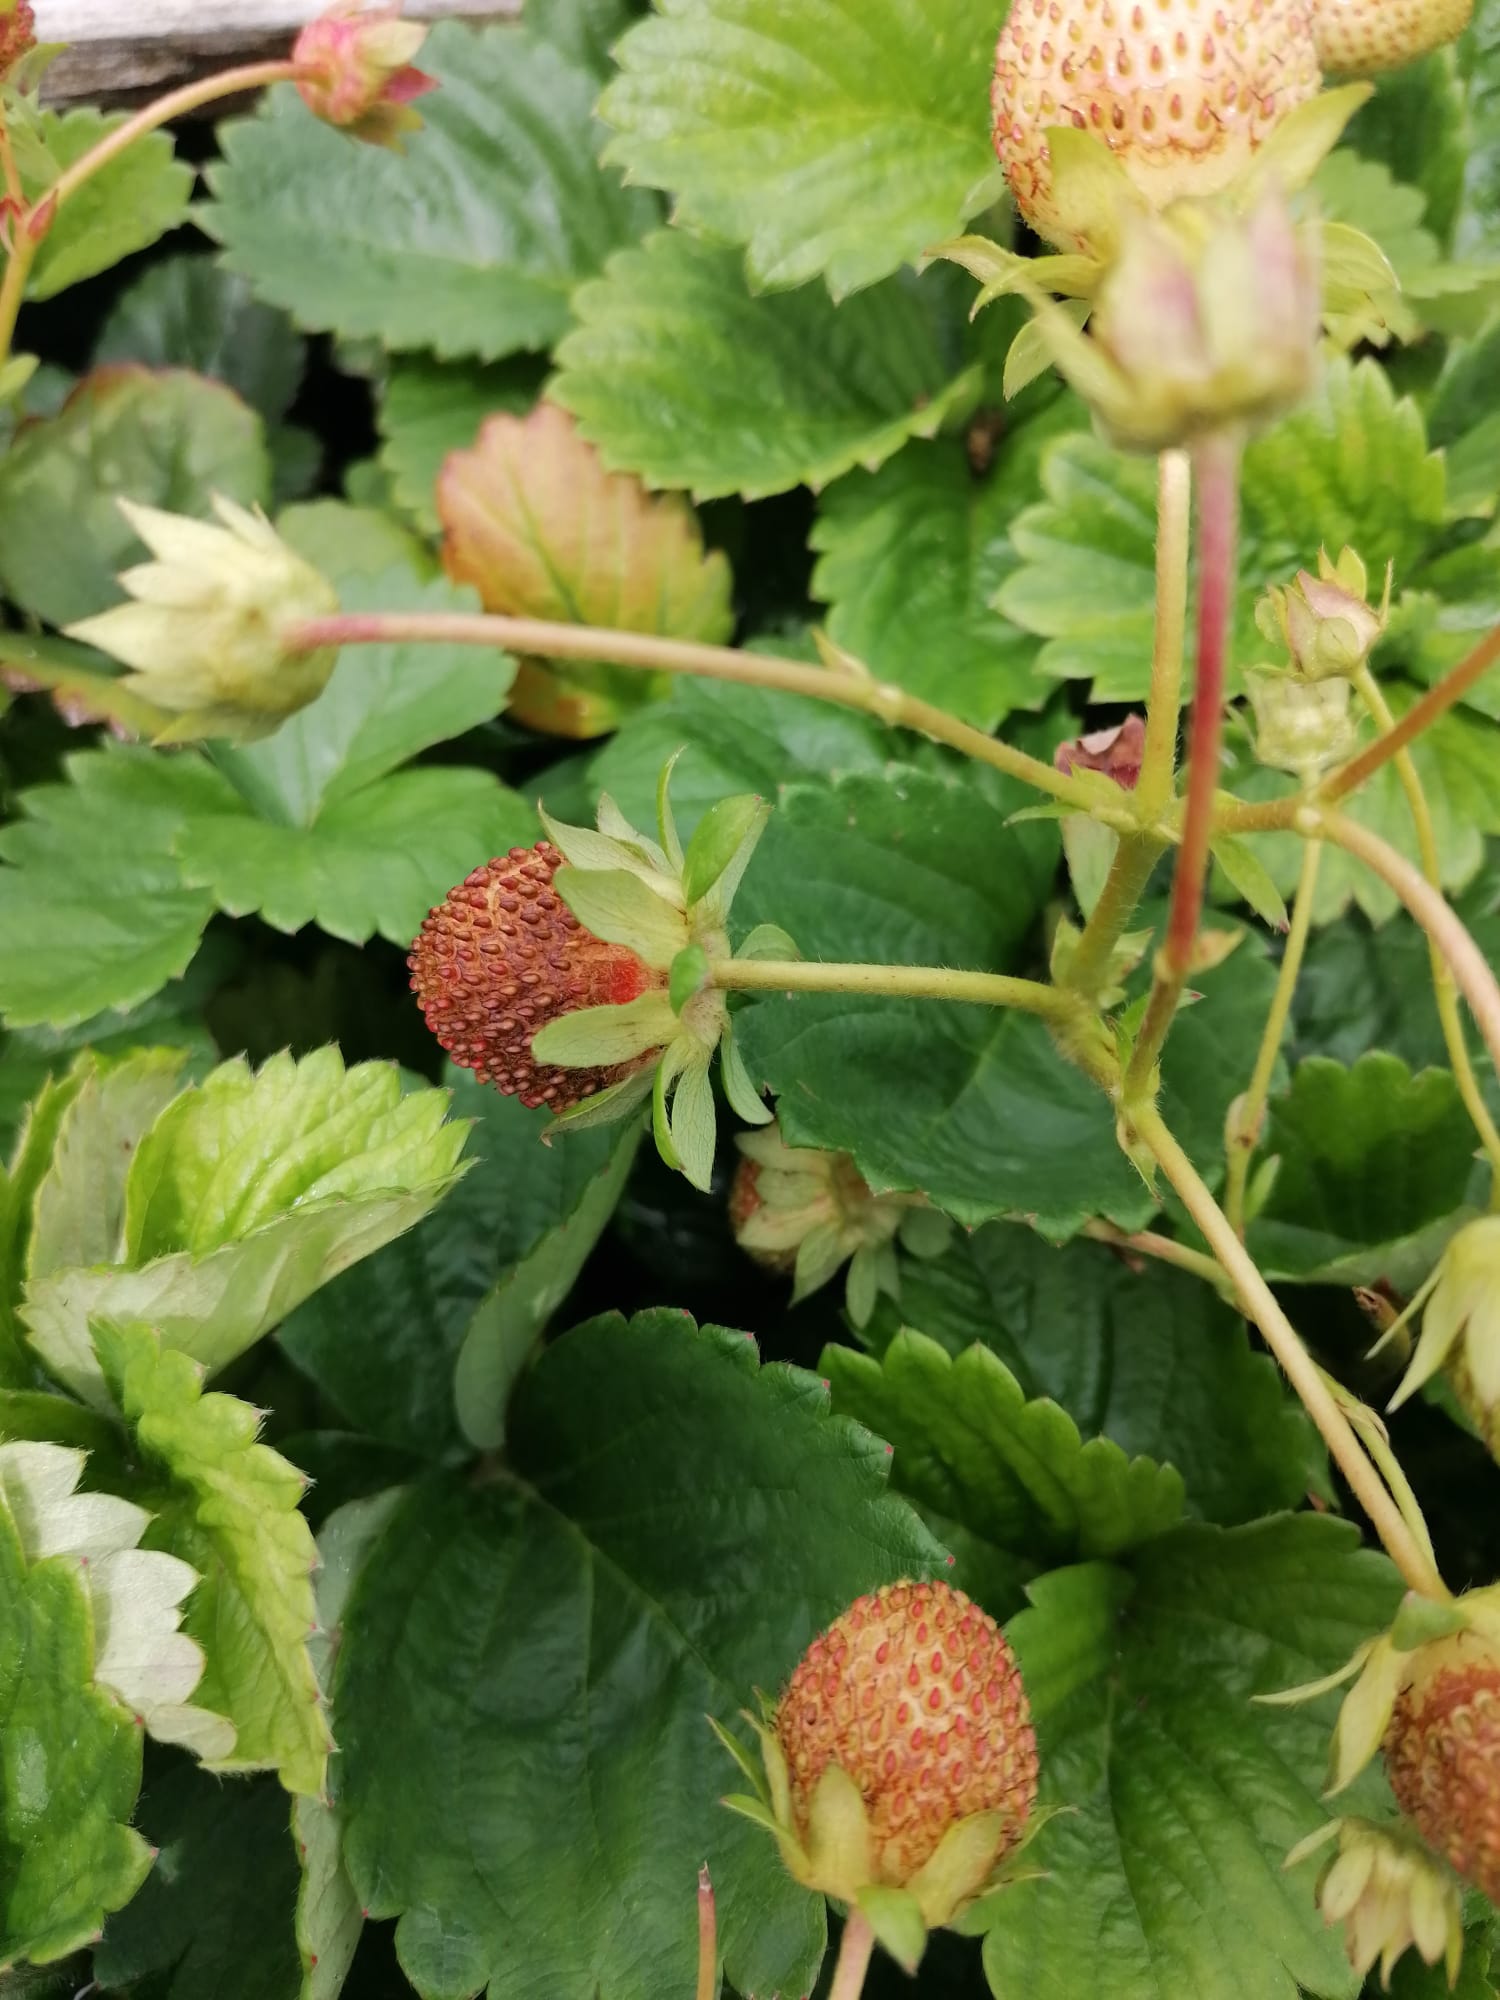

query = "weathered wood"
33;1;521;102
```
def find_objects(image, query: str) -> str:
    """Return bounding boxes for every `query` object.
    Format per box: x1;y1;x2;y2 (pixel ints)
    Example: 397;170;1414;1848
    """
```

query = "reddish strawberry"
0;0;34;74
991;0;1322;251
777;1580;1037;1883
409;842;664;1111
1384;1636;1500;1903
1310;0;1473;74
727;1157;795;1274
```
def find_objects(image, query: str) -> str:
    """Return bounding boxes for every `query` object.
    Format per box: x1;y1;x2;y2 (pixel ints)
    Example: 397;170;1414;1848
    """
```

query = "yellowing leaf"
439;402;733;736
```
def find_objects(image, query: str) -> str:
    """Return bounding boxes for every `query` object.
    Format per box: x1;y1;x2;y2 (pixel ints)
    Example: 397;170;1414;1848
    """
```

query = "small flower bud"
293;1;435;150
1386;1217;1500;1456
1054;714;1145;789
1257;547;1390;682
65;496;340;744
0;0;35;76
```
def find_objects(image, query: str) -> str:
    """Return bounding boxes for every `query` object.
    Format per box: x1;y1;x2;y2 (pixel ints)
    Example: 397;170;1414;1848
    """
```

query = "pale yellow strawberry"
991;0;1323;251
1311;0;1472;74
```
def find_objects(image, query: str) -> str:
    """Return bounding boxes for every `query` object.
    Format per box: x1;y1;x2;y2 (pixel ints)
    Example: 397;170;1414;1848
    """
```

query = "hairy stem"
1136;448;1193;823
1223;837;1322;1236
1062;833;1165;999
695;1867;716;2000
829;1912;877;2000
710;957;1084;1023
1080;1217;1231;1293
1352;665;1500;1194
286;612;1103;813
1315;808;1500;1083
1130;1099;1449;1599
1124;432;1241;1100
1324;622;1500;802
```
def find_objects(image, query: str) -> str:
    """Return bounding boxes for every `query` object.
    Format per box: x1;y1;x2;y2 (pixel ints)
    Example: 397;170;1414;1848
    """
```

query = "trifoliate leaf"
823;1330;1185;1617
0;367;270;628
810;414;1072;728
377;354;544;533
439;400;733;734
280;1068;633;1459
204;23;659;361
551;230;980;499
92;1760;303;2000
25;1047;189;1281
599;0;1003;297
1247;1053;1485;1288
867;1226;1327;1529
982;1521;1402;2000
94;256;307;425
23;109;193;303
333;1309;943;2000
22;1049;468;1403
94;1320;328;1796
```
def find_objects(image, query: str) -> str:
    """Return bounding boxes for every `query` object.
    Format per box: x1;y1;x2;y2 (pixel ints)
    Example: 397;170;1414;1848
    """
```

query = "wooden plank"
33;1;521;102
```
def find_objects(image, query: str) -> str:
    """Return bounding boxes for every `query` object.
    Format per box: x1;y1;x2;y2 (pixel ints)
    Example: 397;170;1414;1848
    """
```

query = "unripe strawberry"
777;1580;1037;1889
991;0;1322;253
1311;0;1472;74
1384;1634;1500;1903
409;842;664;1111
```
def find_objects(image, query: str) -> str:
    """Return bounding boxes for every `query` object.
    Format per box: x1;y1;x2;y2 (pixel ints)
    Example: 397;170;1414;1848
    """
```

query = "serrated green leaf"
600;0;1003;297
92;1761;303;2000
334;1308;942;2000
0;748;230;1031
378;355;544;533
25;1048;189;1282
1248;1053;1484;1287
204;22;658;361
280;1068;628;1461
999;359;1448;701
95;1320;328;1795
23;108;192;302
178;766;536;950
551;230;980;500
823;1330;1184;1617
811;414;1071;729
983;1521;1403;2000
22;1050;467;1403
94;256;306;425
0;367;270;628
867;1226;1327;1529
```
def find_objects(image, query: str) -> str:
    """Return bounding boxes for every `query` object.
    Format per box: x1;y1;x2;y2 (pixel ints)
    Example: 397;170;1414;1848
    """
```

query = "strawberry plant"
6;0;1500;1995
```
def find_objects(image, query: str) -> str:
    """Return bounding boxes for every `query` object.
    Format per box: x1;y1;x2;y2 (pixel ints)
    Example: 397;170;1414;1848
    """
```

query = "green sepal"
897;1206;952;1260
554;865;688;969
655;751;686;872
530;990;678;1068
735;922;801;962
670;944;710;1015
686;794;771;918
804;1761;872;1906
1238;82;1373;203
669;1056;717;1193
707;1711;768;1798
544;1067;656;1135
1389;1593;1469;1653
719;1025;772;1127
652;1042;689;1173
857;1886;928;1974
0;352;38;407
720;1792;785;1838
539;802;681;902
1211;832;1290;931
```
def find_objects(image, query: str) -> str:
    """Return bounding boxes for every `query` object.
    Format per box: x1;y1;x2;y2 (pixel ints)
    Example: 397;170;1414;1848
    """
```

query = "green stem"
1223;837;1322;1236
1136;448;1193;824
1352;664;1500;1198
1315;807;1500;1085
1129;1098;1449;1600
0;58;301;369
1080;1217;1231;1294
287;611;1101;813
1124;432;1241;1102
828;1912;876;2000
710;957;1083;1023
1063;833;1165;999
